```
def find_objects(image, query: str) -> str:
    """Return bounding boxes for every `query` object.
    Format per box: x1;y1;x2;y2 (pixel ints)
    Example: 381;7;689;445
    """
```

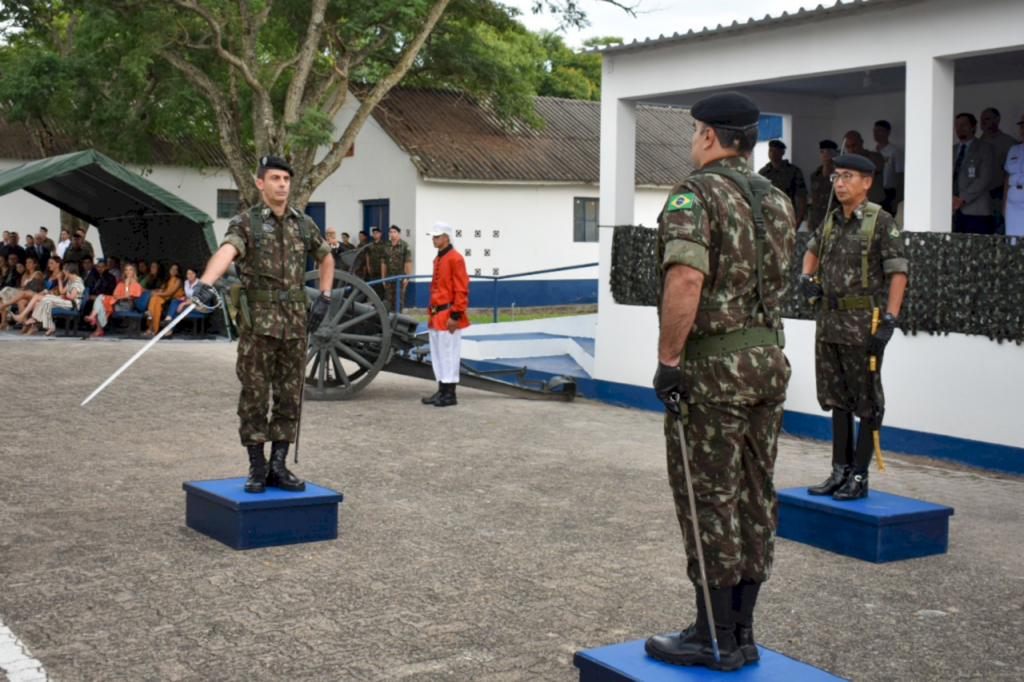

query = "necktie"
954;144;966;196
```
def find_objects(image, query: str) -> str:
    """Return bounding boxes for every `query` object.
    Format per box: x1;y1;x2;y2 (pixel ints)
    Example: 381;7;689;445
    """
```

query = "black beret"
690;92;760;129
389;225;400;233
258;155;293;177
371;226;381;233
341;232;350;238
768;140;786;150
833;154;876;173
819;139;839;150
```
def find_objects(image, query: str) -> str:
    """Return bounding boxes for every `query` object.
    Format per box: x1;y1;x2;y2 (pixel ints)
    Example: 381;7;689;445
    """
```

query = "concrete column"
594;90;638;380
904;55;955;232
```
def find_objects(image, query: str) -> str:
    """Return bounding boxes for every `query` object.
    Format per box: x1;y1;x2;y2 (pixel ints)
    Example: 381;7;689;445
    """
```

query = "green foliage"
285;109;336;151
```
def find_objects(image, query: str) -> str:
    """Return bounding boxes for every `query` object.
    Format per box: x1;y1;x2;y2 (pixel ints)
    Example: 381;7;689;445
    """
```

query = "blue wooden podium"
183;478;343;550
777;487;953;563
575;637;848;681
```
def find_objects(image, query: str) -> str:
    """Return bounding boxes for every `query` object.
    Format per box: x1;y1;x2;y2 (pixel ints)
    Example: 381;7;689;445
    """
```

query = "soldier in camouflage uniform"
382;225;413;311
647;93;796;672
759;140;807;225
192;156;334;494
365;226;387;304
806;140;839;232
800;154;908;501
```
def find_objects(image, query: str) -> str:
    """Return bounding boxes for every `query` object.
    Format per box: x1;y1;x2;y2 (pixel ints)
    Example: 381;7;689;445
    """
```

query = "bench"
50;286;90;336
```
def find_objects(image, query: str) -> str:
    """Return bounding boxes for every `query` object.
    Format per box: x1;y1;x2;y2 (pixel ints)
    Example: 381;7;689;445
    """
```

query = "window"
574;197;599;242
217;189;240;219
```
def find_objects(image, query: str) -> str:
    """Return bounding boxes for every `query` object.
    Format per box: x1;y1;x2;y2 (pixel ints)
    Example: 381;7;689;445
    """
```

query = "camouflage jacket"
806;166;833;231
758;160;807;210
382;239;413;279
806;200;908;346
222;203;330;340
658;156;796;404
366;239;387;279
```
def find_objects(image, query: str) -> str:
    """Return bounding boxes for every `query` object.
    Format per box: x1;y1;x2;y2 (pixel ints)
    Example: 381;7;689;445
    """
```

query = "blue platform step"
183;477;343;550
575;637;848;681
777;487;953;563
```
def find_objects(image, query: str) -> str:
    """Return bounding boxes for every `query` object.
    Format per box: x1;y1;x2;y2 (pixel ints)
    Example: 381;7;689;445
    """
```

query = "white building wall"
413;180;666;282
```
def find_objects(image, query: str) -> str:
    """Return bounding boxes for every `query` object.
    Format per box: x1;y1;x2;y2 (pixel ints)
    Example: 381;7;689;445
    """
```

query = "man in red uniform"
421;222;470;407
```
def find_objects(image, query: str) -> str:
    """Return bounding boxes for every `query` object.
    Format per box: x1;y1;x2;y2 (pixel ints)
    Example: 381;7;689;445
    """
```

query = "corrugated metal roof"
0;114;232;168
371;88;694;186
590;0;915;56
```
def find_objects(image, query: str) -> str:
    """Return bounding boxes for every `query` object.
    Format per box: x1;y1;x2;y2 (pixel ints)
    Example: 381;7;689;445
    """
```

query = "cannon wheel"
302;270;392;400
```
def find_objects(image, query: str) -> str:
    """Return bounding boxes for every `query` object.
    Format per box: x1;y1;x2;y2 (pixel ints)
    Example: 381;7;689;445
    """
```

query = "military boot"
645;586;746;672
732;580;762;664
433;383;458;407
809;409;854;495
266;441;306;492
421;382;444;405
833;418;875;501
245;444;267;494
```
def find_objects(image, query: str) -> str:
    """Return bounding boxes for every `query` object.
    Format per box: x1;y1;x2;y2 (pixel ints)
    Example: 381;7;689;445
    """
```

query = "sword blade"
81;303;197;407
674;415;720;663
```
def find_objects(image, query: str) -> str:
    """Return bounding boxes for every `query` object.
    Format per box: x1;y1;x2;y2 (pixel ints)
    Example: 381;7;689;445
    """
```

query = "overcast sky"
503;0;826;48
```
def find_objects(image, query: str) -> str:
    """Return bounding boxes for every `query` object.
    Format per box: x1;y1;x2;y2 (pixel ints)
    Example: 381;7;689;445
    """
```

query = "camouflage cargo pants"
664;398;785;589
236;331;305;445
815;340;884;419
383;282;405;312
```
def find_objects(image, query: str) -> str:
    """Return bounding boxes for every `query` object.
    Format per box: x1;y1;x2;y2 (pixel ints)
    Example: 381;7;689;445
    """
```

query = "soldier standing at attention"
421;222;469;408
366;226;387;303
759;139;807;226
807;140;839;232
646;92;795;671
192;156;334;494
382;225;413;311
800;154;908;501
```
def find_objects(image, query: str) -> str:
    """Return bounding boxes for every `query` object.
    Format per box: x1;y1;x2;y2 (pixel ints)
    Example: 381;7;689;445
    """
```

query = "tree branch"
282;0;328;126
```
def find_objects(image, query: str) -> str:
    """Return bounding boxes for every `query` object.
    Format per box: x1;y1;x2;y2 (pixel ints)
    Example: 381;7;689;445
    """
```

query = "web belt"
685;327;785;361
246;288;307;303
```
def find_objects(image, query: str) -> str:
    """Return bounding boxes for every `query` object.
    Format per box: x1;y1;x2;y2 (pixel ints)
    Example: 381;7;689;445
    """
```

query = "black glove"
800;274;823;304
869;312;897;356
306;293;331;334
653;361;686;417
190;281;220;312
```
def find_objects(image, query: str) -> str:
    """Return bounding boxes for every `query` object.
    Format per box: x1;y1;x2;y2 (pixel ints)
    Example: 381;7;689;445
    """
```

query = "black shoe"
645;587;745;672
433;383;458;407
244;444;267;494
421;382;444;405
833;471;868;500
808;464;849;496
732;581;761;664
266;441;306;492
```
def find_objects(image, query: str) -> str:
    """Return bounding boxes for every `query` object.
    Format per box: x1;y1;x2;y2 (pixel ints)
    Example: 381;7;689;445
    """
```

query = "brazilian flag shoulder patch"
667;193;695;211
888;225;901;238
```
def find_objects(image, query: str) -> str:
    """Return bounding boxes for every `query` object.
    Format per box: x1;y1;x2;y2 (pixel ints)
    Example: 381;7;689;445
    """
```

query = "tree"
0;1;632;207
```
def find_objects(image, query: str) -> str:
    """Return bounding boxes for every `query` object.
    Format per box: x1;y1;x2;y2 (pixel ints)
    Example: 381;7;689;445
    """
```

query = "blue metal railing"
363;261;598;322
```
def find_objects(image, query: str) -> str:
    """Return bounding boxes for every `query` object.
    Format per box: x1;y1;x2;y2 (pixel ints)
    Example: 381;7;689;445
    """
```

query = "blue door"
304;202;326;271
362;199;389;239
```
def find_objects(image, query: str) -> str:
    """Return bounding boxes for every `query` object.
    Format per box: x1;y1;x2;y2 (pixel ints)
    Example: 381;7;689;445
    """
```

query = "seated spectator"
107;256;123;283
12;261;84;337
1;253;19;289
86;263;142;338
55;229;71;258
166;267;199;321
0;256;45;329
80;256;99;293
139;260;160;290
42;255;62;290
145;262;183;336
92;258;117;297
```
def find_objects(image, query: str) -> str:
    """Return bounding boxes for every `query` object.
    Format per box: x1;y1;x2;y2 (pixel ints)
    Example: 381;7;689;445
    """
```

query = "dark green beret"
819;139;838;150
833;154;876;173
690;92;760;129
258;155;293;177
768;140;786;150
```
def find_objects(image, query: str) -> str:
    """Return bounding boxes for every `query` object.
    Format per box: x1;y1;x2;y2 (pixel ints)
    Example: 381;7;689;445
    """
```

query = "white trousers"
428;328;462;383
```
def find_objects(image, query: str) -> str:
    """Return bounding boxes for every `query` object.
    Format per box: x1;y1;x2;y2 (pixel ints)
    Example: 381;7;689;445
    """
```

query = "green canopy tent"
0;149;218;268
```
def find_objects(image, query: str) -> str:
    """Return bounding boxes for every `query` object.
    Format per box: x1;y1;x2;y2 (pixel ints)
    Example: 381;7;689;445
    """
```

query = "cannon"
300;269;578;402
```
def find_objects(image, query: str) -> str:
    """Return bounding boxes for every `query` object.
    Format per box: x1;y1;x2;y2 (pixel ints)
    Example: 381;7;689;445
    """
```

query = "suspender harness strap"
818;202;881;291
245;205;312;304
682;167;785;361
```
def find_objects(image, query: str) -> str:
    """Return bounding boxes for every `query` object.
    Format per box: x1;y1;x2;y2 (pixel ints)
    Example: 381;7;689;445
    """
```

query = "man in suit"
28;233;50;266
953;113;995;234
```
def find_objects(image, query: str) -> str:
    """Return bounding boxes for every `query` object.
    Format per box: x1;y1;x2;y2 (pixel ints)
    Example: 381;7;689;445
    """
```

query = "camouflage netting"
610;226;1024;345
